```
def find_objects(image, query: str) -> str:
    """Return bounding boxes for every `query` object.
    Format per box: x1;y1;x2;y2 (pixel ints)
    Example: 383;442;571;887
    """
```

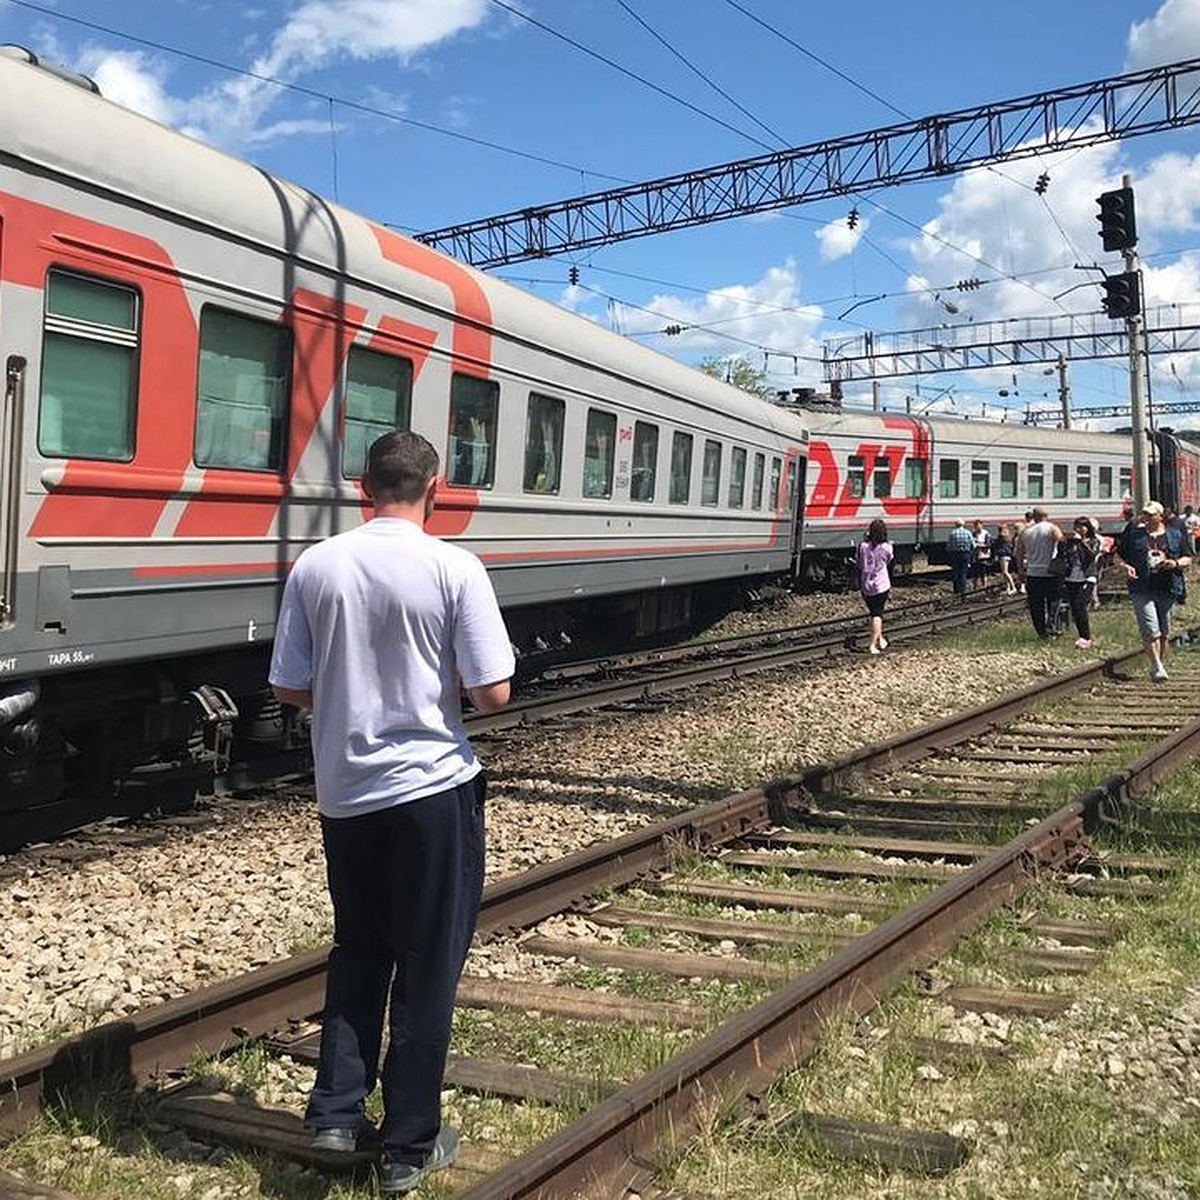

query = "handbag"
1048;549;1068;578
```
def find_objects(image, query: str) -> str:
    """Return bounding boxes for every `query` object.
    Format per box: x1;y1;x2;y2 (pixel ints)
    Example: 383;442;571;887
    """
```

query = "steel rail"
468;593;1027;735
456;692;1200;1200
0;590;1003;856
0;638;1156;1140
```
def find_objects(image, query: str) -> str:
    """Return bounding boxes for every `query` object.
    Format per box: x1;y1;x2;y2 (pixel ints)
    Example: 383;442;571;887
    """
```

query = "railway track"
3;637;1199;1197
0;589;1025;855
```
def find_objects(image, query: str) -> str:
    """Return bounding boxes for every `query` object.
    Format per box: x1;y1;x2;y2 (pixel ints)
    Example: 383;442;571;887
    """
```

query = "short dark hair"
365;431;439;503
867;518;888;544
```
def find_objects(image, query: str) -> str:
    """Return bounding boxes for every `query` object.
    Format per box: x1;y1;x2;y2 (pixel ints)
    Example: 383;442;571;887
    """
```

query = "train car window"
631;421;659;502
1099;466;1114;499
701;439;722;506
769;457;781;509
1028;463;1044;499
1000;461;1018;499
1076;465;1092;499
669;431;693;503
1052;463;1068;499
938;459;959;499
582;408;617;498
751;452;765;509
524;393;565;494
342;346;413;480
971;460;989;499
195;308;290;472
905;457;927;499
847;455;866;498
1119;467;1132;499
39;271;139;461
728;447;747;507
873;457;891;499
448;374;499;488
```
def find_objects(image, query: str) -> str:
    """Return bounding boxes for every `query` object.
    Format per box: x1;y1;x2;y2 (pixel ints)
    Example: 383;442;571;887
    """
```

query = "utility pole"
871;378;880;412
1057;354;1071;429
1097;173;1148;507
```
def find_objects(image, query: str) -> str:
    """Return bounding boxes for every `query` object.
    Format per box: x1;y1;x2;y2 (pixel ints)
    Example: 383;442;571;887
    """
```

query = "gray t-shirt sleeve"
268;567;314;690
454;557;515;688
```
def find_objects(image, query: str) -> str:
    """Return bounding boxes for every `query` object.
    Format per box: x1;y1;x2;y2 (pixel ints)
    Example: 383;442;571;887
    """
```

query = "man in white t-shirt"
1014;506;1064;638
270;430;514;1194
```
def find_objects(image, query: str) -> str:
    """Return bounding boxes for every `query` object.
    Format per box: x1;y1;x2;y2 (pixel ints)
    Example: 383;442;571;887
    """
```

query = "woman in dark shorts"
994;523;1017;594
856;518;893;654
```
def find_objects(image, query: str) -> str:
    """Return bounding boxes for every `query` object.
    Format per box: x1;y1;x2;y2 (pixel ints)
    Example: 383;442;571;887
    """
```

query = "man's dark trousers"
1025;574;1060;637
307;773;486;1165
949;551;971;597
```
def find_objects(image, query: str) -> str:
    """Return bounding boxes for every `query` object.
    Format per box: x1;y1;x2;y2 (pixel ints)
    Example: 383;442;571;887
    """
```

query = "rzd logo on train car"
806;416;931;520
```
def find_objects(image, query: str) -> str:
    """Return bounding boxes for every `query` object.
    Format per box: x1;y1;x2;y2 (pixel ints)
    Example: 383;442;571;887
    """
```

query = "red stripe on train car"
134;561;292;577
130;533;786;578
5;193;200;539
881;414;930;518
370;226;493;377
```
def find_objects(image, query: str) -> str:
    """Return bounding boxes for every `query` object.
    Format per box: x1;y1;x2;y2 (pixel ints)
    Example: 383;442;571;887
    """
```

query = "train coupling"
186;685;239;775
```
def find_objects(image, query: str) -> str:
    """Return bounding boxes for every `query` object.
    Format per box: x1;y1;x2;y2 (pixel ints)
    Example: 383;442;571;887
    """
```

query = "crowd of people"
856;499;1200;682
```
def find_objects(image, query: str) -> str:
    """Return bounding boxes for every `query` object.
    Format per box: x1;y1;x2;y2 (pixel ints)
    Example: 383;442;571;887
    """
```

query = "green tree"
698;355;774;400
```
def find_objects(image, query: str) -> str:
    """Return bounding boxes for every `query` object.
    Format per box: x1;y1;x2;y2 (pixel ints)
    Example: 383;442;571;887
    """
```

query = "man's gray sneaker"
380;1126;460;1195
311;1123;377;1154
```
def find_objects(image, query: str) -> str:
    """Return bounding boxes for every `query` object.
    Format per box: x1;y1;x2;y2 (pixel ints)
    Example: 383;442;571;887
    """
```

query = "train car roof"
0;49;804;440
805;406;1137;454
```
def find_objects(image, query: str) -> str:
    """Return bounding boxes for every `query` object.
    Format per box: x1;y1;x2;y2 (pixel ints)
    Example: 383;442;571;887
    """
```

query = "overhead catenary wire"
612;0;791;149
4;0;634;185
723;0;1090;314
487;0;778;151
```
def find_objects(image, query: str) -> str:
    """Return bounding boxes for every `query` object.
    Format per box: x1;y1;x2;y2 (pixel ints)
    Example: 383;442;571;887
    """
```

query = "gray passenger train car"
0;48;808;812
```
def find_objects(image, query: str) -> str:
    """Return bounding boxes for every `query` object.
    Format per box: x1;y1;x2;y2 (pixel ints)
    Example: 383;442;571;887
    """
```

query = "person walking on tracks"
269;430;515;1194
946;518;974;599
1114;499;1192;682
1059;517;1098;649
856;517;893;654
1014;507;1064;638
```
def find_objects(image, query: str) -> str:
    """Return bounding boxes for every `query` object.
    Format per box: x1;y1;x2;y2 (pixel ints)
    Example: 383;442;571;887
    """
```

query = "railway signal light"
1101;271;1141;320
1096;186;1137;252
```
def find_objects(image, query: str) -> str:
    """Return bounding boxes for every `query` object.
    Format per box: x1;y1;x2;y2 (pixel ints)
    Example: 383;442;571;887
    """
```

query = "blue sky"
3;0;1199;425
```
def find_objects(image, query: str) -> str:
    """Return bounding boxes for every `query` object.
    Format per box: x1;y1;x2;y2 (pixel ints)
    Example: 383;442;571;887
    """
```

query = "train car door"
789;451;807;580
0;214;21;628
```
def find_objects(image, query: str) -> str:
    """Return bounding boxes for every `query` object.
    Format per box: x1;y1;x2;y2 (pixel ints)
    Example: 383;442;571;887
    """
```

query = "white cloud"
70;0;494;149
1127;0;1200;68
76;49;178;125
611;259;826;385
259;0;490;77
900;137;1200;330
815;214;867;262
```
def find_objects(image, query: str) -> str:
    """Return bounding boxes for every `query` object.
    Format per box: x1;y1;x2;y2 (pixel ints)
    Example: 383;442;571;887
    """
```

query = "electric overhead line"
5;0;634;184
487;0;776;150
821;304;1200;381
613;0;789;148
720;0;1086;283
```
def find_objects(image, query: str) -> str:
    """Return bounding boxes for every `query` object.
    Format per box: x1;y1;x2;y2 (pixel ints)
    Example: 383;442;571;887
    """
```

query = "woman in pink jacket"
856;518;894;654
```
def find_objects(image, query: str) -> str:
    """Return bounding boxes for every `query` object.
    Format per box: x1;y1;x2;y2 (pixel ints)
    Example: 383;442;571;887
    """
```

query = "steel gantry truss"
415;58;1200;268
821;304;1200;381
1024;399;1200;425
